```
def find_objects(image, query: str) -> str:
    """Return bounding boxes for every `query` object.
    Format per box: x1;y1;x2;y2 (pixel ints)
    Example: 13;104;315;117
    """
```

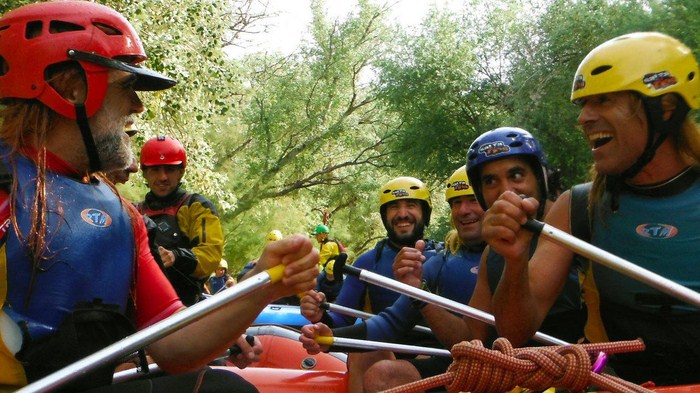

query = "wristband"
410;280;431;310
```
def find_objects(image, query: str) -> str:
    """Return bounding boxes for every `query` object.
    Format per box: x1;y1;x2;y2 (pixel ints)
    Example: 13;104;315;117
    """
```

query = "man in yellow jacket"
137;136;224;306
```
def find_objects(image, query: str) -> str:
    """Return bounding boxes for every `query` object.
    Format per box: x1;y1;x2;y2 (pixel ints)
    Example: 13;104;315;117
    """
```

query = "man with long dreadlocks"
487;32;700;385
0;2;318;391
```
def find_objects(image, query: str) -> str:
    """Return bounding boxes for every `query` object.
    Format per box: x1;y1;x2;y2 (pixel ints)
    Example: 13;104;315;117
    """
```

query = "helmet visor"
68;49;176;91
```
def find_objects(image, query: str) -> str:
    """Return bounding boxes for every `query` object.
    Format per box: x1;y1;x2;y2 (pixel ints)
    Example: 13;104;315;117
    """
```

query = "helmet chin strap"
74;103;103;174
606;95;690;211
619;95;689;180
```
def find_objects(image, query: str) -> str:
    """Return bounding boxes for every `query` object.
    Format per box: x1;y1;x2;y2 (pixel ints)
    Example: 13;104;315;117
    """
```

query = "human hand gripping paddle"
15;265;287;393
522;217;700;308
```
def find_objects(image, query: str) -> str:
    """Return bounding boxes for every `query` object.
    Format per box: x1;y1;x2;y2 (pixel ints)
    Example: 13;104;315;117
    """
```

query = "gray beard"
95;134;131;173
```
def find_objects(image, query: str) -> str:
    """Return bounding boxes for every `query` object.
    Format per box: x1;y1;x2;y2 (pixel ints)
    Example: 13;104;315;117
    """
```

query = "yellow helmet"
266;229;283;242
445;165;474;202
379;176;432;228
571;32;700;109
324;260;335;278
379;177;431;208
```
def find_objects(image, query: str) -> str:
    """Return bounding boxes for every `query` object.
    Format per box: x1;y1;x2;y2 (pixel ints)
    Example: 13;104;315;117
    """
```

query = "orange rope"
380;338;652;393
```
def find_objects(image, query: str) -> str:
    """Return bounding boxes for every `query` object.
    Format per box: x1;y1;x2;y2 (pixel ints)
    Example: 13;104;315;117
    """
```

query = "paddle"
314;335;451;357
523;218;700;308
341;265;568;346
320;301;433;335
16;265;287;393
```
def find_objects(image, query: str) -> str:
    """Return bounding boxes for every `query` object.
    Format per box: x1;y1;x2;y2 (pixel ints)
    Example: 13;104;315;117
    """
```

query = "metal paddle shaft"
342;265;568;346
524;219;700;309
321;302;433;335
314;335;451;357
16;265;285;393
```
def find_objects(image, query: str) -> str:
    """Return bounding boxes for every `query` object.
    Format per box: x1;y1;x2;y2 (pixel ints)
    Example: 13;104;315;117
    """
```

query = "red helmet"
140;136;187;168
0;1;175;119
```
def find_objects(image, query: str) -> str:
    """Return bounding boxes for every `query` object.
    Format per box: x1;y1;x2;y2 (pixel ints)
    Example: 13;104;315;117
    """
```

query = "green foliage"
4;0;700;264
376;6;500;186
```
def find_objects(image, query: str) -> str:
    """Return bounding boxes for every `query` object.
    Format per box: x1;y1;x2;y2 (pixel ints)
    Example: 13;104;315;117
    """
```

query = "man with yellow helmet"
300;176;437;392
302;166;487;391
205;259;235;295
488;32;700;385
302;176;435;326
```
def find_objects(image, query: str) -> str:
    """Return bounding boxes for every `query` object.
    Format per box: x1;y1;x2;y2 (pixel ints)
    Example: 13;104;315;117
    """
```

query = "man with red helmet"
137;135;225;306
0;2;318;391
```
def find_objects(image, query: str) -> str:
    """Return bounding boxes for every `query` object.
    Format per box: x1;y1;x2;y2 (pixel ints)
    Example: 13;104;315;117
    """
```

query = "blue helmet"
466;127;549;213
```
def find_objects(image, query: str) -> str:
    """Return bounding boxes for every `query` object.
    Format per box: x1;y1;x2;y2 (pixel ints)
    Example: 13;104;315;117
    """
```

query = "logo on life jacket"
81;208;113;227
635;223;677;239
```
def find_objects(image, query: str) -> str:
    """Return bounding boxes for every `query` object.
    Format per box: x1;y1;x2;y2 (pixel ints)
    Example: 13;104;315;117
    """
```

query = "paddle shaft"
16;266;285;393
321;302;433;335
524;219;700;309
342;265;568;346
314;335;451;357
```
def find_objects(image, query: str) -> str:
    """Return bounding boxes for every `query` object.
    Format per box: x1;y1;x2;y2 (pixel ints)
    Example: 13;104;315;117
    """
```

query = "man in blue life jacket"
137;136;225;306
487;33;700;385
0;2;318;391
206;259;235;295
301;166;486;392
300;176;437;392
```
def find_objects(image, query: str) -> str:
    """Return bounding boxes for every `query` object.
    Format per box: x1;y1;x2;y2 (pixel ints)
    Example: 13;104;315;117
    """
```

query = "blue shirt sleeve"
328;250;375;327
365;294;421;342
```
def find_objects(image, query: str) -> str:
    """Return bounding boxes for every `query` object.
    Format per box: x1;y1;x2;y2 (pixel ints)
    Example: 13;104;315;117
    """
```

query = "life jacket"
136;192;192;250
136;191;208;305
0;147;137;389
569;182;609;344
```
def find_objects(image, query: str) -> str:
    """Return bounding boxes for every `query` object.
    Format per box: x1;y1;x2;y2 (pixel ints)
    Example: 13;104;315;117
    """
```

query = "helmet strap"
75;103;102;173
619;95;689;179
606;95;689;212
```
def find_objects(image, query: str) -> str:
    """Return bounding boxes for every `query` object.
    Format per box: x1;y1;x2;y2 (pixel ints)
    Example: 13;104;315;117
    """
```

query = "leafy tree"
213;0;418;266
5;0;700;269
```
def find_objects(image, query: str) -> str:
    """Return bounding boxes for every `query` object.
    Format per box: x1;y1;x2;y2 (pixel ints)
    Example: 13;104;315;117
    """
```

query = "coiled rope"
380;338;651;393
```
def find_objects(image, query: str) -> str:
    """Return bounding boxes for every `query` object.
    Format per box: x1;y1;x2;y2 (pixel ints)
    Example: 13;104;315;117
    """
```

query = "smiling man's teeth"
588;132;613;148
588;132;612;142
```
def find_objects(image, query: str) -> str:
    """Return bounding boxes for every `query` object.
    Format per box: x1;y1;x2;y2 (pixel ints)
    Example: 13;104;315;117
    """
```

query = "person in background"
206;259;235;295
311;224;347;302
237;229;283;281
137;135;224;306
0;2;318;391
487;32;700;385
312;224;346;270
